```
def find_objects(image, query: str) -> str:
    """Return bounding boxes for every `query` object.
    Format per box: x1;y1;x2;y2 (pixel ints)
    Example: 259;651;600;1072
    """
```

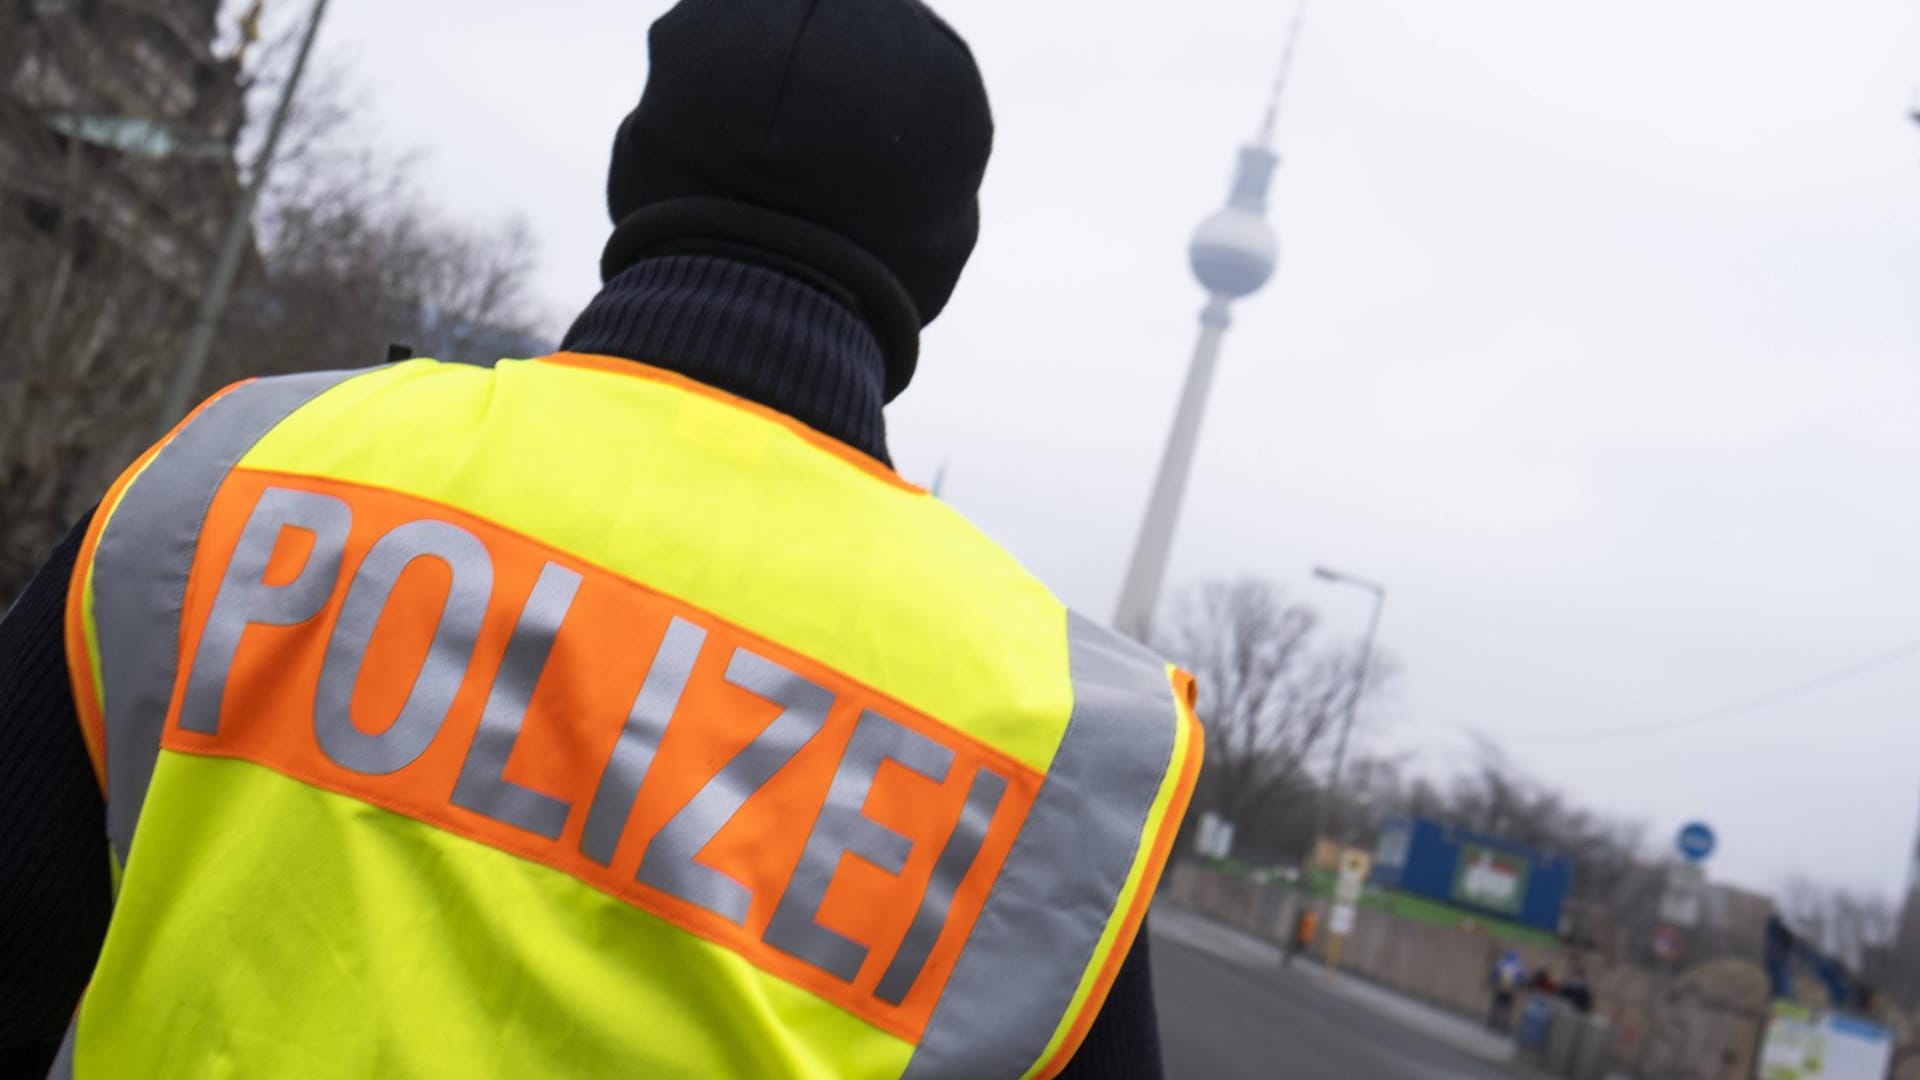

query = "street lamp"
1308;565;1385;854
154;0;331;439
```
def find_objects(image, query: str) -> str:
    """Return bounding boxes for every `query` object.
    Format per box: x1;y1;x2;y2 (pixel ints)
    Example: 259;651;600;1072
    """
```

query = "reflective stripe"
635;647;835;926
181;486;352;735
579;615;706;866
450;561;582;839
313;517;493;775
44;1016;75;1080
89;369;363;860
902;612;1179;1080
877;763;1008;1006
764;709;952;981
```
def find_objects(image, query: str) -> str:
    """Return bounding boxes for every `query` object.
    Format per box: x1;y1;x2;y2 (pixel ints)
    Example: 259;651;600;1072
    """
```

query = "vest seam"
534;352;921;494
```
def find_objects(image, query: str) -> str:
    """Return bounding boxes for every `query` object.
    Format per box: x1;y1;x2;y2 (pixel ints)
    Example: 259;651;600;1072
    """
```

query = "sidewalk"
1150;903;1523;1073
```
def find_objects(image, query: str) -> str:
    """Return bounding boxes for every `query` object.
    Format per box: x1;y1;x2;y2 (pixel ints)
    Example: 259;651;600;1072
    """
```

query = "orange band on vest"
161;467;1040;1042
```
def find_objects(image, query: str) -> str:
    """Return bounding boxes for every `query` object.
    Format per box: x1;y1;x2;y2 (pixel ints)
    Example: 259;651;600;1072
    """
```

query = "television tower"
1890;787;1920;1008
1111;4;1307;641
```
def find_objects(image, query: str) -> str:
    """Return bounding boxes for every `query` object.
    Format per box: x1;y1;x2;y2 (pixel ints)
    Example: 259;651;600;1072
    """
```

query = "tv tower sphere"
1189;145;1280;298
1112;137;1287;642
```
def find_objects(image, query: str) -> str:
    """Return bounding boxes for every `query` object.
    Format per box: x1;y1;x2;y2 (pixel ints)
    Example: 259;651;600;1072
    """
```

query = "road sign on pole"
1334;849;1372;906
1652;925;1685;964
1677;822;1716;863
1328;904;1357;937
1658;861;1706;928
1327;848;1371;972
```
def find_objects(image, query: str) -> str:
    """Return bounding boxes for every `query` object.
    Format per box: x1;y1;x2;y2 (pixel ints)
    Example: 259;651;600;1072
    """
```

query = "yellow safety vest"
59;353;1200;1079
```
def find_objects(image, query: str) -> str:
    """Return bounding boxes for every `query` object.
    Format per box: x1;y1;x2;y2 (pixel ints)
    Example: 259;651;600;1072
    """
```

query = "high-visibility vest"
59;353;1201;1079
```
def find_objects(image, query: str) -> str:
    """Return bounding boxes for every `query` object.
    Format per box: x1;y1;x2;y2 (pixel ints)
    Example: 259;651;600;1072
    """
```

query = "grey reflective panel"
876;765;1008;1006
764;709;952;982
313;519;493;775
44;1016;75;1079
450;561;580;839
901;611;1179;1080
636;647;833;926
88;369;364;861
580;616;707;866
180;486;352;735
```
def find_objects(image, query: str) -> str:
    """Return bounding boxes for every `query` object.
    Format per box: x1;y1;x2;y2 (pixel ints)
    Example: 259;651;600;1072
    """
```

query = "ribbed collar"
559;255;891;465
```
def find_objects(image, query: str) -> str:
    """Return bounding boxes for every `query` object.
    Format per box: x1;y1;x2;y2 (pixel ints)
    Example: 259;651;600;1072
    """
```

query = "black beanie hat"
602;0;993;400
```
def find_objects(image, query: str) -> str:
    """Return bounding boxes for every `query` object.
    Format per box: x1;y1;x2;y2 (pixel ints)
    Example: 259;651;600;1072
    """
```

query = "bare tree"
1438;740;1650;903
1325;749;1416;844
1154;578;1386;848
1;8;546;604
1336;737;1661;951
1;3;244;599
230;152;542;382
1778;874;1898;970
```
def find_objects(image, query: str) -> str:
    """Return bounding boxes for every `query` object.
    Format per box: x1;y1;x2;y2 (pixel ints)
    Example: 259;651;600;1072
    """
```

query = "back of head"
603;0;994;399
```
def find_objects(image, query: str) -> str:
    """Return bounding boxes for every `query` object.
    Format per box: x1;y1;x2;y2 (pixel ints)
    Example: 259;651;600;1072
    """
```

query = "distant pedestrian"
1488;949;1525;1031
1560;961;1594;1014
1285;907;1320;966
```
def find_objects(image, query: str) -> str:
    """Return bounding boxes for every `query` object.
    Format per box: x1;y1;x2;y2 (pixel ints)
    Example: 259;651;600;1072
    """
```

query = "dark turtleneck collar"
560;254;892;465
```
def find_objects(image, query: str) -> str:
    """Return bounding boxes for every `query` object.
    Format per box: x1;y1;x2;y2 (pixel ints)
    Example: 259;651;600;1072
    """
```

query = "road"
1152;931;1517;1080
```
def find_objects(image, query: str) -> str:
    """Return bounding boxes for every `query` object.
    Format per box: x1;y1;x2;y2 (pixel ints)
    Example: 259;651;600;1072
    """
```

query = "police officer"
0;1;1201;1076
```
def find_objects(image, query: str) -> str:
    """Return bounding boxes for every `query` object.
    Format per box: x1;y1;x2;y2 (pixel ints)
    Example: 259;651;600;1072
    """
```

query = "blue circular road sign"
1677;822;1715;862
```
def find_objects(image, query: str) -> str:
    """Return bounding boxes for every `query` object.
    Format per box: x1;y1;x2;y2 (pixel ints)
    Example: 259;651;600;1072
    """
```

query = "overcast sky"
305;0;1920;900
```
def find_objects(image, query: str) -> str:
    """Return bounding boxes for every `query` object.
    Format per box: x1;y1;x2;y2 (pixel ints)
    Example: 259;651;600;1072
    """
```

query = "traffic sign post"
1652;926;1685;964
1327;849;1372;974
1657;862;1706;929
1657;823;1714;959
1328;904;1356;937
1677;822;1715;863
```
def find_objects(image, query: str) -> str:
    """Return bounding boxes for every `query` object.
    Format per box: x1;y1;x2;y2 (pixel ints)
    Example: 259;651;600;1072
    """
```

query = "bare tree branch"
1;9;549;603
1154;577;1391;846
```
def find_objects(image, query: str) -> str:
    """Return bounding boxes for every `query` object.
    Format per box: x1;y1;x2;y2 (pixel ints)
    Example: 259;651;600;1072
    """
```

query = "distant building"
0;2;251;600
1878;795;1920;1007
1561;860;1772;966
1;0;246;300
1701;879;1775;957
1370;816;1575;935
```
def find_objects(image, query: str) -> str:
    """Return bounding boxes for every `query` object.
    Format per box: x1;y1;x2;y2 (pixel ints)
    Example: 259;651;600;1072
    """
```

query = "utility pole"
1308;565;1385;852
154;0;331;439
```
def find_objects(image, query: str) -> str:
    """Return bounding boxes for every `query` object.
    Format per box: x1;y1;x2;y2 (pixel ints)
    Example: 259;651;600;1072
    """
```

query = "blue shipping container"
1370;816;1573;934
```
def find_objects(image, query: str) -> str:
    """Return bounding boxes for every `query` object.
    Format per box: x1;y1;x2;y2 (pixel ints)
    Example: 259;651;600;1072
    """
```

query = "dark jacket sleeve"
1056;929;1165;1079
0;512;111;1074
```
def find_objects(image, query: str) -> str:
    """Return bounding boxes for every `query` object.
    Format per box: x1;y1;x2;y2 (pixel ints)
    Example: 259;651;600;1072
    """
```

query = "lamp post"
154;0;331;439
1308;564;1385;853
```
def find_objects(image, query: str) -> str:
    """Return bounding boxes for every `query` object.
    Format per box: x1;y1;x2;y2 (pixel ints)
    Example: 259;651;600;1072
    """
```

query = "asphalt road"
1152;933;1517;1080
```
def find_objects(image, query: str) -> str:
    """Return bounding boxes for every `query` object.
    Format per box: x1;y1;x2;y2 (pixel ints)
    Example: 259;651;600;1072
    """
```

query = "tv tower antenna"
1259;0;1312;146
1112;3;1310;641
